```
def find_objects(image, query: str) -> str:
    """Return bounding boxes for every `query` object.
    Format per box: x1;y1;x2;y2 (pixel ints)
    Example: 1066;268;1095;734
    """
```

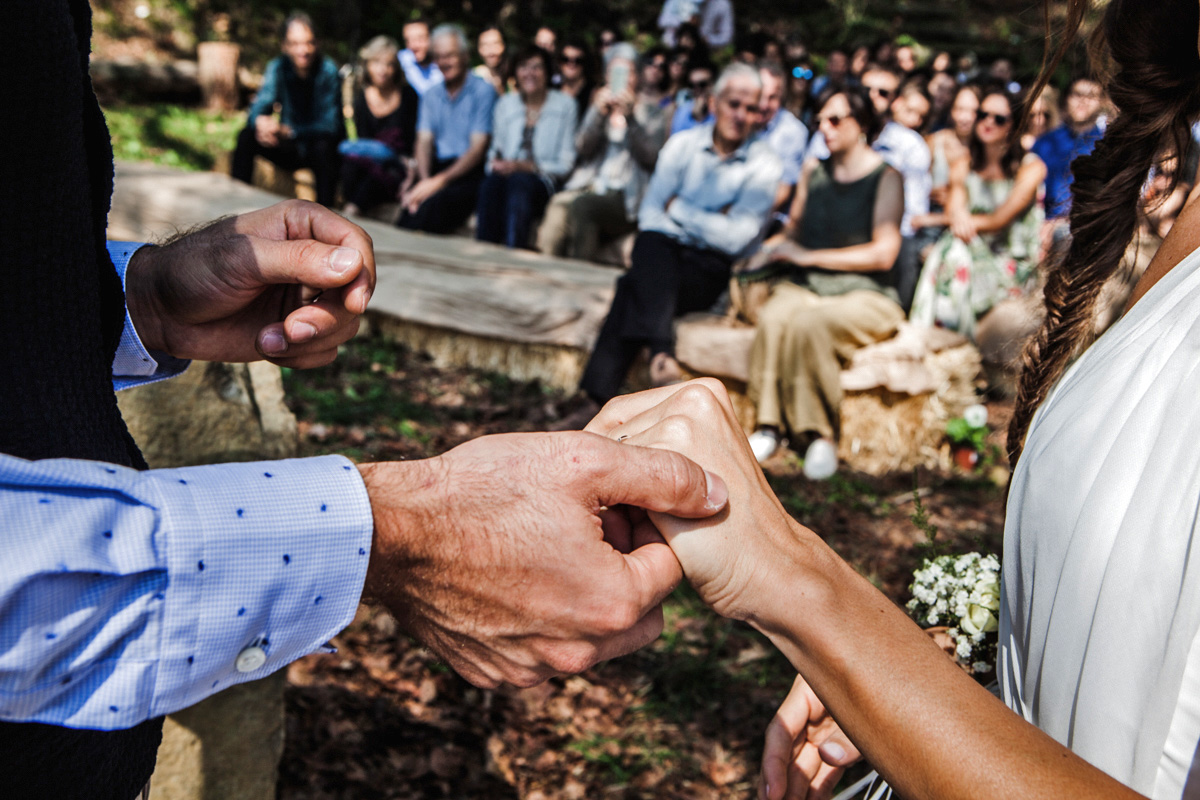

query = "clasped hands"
125;200;856;799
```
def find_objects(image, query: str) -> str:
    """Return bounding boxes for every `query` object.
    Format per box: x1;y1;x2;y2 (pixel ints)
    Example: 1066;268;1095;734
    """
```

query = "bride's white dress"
1001;243;1200;798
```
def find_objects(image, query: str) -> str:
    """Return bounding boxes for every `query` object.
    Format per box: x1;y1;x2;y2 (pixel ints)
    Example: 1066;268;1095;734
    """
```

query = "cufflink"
235;646;267;673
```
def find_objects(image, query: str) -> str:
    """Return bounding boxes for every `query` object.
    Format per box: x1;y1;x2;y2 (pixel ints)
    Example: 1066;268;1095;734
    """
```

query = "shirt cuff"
140;455;373;721
108;241;191;390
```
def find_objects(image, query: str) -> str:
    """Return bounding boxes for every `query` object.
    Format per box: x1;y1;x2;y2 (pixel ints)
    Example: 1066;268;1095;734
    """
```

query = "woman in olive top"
744;86;905;477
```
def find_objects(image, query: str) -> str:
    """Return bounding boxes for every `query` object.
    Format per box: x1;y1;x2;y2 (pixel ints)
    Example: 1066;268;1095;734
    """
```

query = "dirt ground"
277;336;1009;800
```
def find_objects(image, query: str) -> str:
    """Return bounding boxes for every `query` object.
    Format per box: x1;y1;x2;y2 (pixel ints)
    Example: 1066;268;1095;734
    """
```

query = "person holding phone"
537;44;671;262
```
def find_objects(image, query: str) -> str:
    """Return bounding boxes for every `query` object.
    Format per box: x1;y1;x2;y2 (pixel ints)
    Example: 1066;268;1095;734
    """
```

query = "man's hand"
403;174;447;213
125;199;375;368
761;674;861;800
255;115;281;147
358;430;728;688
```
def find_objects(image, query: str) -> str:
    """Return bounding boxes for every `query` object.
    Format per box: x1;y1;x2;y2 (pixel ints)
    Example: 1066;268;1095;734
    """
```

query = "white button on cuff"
235;646;267;673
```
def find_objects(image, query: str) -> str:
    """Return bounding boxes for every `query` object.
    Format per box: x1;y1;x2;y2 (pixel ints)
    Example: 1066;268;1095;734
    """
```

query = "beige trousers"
749;284;905;440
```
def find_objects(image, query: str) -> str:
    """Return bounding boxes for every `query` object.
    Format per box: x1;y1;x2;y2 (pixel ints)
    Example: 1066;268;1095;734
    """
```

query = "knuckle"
544;643;599;676
674;381;723;416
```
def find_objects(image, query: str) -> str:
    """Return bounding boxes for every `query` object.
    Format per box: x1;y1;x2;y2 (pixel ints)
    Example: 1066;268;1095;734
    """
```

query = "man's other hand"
125;200;375;368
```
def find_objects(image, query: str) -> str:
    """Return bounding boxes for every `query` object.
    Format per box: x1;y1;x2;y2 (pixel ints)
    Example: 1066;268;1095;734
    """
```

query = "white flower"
955;636;972;659
972;661;994;673
964;404;988;429
960;603;999;636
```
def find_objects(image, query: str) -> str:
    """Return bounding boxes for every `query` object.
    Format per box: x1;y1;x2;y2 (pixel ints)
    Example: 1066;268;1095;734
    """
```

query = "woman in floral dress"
909;88;1046;341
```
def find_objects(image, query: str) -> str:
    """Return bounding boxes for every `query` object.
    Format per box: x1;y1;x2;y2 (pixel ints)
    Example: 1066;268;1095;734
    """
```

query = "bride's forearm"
747;526;1144;800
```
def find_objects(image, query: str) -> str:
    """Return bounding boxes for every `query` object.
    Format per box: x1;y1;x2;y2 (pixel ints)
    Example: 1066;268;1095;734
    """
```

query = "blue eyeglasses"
792;66;813;80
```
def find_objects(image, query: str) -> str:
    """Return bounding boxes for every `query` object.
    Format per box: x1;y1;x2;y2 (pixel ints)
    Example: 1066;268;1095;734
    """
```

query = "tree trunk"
198;41;240;112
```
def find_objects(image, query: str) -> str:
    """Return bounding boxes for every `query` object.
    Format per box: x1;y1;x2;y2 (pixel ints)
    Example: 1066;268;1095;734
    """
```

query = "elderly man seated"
397;24;497;234
559;64;782;426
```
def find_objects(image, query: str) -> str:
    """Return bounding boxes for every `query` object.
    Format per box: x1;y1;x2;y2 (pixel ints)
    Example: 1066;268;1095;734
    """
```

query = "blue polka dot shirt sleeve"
0;452;373;730
107;241;191;391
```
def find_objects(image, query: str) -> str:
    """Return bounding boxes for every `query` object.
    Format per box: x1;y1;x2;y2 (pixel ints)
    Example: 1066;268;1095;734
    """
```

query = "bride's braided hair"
1007;0;1200;465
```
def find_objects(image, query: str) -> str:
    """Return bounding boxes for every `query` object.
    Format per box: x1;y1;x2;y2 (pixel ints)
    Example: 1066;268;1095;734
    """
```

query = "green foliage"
104;104;240;171
945;416;989;452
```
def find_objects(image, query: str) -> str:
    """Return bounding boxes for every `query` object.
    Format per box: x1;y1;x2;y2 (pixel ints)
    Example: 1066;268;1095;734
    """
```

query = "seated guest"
339;36;419;218
397;25;497;234
927;83;981;209
476;46;577;249
399;19;442;96
639;46;673;110
537;44;670;262
785;59;814;131
557;37;597;125
565;64;781;423
670;58;717;134
757;60;809;214
1020;85;1059;151
535;26;558;55
473;26;509;96
891;79;932;133
909;87;1046;341
231;13;342;207
1032;76;1105;243
743;87;904;473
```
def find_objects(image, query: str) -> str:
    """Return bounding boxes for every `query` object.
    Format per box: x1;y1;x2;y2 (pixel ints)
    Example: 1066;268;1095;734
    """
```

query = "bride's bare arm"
586;381;1145;800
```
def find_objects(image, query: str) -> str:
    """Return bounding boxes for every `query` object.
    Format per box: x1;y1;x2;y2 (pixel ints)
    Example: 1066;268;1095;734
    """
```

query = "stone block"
118;360;298;799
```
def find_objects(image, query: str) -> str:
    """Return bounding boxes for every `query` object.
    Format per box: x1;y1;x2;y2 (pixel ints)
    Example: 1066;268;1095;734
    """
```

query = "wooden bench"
110;163;982;474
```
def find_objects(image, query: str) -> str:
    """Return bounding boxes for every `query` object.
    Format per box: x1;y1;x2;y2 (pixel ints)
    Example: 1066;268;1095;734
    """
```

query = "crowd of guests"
231;11;1175;478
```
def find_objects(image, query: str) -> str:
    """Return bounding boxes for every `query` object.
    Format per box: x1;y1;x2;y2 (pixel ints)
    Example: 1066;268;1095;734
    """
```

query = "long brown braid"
1007;0;1200;465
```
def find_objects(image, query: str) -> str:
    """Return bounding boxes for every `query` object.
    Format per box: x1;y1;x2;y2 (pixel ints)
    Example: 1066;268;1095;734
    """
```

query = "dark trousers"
475;171;551;249
397;159;484;234
230;126;340;207
580;230;732;404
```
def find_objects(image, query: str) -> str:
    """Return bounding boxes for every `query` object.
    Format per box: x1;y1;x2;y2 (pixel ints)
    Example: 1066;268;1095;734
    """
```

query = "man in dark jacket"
230;12;343;206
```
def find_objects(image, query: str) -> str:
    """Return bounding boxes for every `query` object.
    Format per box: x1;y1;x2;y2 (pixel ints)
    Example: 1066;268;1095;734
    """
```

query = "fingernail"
261;331;287;355
291;322;316;343
704;470;728;512
821;741;847;763
357;284;373;310
330;247;360;275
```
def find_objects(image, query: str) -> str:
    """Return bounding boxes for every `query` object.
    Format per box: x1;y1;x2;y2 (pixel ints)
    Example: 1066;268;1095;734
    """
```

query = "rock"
117;357;298;799
117;360;298;467
148;671;287;800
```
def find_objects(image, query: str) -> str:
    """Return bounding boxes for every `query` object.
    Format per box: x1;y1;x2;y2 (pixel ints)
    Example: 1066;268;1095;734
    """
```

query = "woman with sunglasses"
557;37;595;126
586;2;1200;797
742;86;905;471
909;87;1046;342
784;60;814;131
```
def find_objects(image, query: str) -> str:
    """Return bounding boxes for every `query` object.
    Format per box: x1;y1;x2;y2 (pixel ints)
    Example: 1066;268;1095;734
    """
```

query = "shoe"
748;427;782;464
649;352;684;387
802;438;838;480
550;397;601;431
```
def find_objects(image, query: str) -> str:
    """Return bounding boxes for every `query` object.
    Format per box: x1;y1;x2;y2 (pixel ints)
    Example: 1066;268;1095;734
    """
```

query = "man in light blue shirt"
398;19;443;96
398;24;497;233
757;60;809;215
570;63;782;417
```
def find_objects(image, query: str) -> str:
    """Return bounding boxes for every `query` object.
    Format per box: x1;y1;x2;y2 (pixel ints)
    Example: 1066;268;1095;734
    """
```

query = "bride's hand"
584;379;827;620
761;674;861;800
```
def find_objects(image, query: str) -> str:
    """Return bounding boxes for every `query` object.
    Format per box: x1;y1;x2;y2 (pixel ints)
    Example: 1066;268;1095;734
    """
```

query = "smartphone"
609;62;630;95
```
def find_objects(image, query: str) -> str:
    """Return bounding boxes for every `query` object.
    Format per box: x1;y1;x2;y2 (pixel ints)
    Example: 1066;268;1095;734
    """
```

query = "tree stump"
197;42;240;112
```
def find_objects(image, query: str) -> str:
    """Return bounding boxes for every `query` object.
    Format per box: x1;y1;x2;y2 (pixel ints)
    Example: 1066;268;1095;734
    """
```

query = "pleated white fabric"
1000;243;1200;798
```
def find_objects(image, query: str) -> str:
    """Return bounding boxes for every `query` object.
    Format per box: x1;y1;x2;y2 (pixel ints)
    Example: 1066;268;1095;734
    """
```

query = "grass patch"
104;103;242;171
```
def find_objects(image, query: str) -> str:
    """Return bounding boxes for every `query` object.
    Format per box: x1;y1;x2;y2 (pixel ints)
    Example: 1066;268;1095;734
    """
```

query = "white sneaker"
802;438;838;480
748;428;782;464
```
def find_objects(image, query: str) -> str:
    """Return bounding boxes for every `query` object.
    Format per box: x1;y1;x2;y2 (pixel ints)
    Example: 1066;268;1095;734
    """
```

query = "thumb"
587;437;728;519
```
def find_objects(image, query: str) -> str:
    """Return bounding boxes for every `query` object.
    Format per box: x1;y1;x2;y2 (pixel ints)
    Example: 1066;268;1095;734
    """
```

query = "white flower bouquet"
906;552;1001;674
